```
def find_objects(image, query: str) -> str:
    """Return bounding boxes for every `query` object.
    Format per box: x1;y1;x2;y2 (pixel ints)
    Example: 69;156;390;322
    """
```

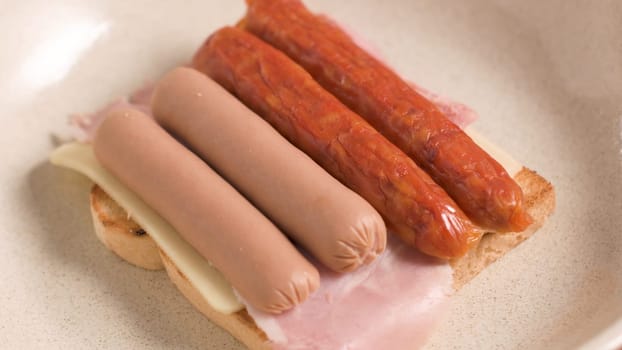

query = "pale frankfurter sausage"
152;67;387;273
94;107;319;314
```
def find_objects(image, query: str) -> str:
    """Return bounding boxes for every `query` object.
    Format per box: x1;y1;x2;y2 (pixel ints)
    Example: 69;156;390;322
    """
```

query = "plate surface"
1;0;621;349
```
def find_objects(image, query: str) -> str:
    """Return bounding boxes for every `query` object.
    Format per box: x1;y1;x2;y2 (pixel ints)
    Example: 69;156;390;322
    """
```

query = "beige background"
1;0;621;349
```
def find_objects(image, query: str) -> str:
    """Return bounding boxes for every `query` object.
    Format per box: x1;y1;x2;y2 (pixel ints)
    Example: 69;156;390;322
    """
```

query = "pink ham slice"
69;82;154;142
410;82;478;129
245;236;453;350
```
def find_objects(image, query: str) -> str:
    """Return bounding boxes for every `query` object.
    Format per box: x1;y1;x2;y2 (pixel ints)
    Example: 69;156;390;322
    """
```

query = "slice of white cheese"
50;142;244;314
465;127;523;177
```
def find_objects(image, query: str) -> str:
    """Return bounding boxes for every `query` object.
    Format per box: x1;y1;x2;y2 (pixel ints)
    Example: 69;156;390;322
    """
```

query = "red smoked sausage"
243;0;532;232
192;27;481;259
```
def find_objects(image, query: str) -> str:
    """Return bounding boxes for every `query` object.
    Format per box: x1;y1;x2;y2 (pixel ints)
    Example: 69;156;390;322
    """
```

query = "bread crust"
90;185;163;270
159;250;270;349
88;166;554;349
450;167;555;289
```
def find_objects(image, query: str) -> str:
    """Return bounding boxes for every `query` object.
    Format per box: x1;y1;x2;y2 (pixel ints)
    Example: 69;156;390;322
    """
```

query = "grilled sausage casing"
243;0;532;232
193;27;482;259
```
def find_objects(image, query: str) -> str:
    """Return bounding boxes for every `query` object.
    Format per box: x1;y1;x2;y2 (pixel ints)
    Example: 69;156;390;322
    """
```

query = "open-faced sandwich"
50;0;555;348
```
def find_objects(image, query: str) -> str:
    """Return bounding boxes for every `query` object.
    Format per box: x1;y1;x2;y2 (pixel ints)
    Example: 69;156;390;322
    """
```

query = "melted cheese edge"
50;142;243;313
49;129;521;315
465;127;523;177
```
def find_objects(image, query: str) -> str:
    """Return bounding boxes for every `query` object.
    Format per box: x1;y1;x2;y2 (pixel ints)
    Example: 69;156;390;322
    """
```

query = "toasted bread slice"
89;167;554;349
90;185;163;270
451;168;556;288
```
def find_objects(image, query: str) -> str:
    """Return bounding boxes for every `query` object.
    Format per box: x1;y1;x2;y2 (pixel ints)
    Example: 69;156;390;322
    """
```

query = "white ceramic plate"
1;0;621;349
